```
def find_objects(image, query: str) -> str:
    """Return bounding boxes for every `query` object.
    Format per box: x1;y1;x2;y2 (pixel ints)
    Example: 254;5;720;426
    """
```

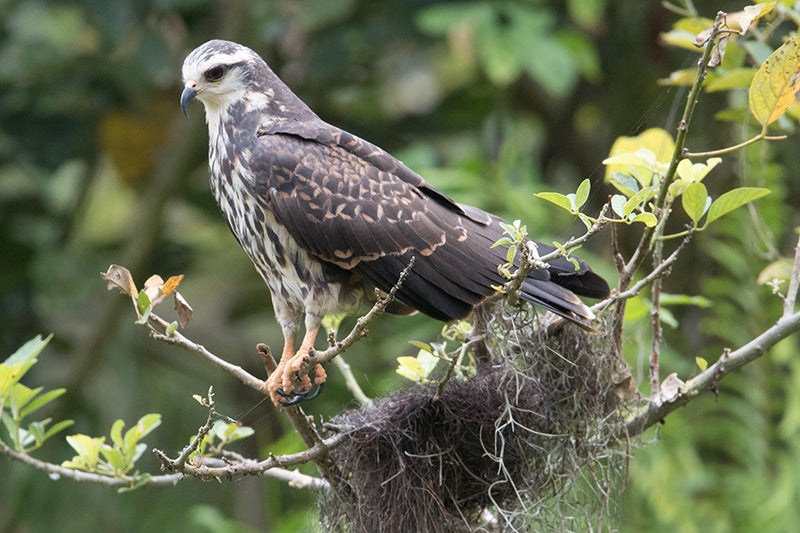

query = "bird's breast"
207;125;372;316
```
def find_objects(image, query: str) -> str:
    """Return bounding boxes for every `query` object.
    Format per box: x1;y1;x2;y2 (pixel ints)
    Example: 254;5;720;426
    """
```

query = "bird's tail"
520;278;598;331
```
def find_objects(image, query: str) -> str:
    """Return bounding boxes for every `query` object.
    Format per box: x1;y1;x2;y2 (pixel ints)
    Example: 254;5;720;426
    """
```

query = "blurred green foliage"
1;0;799;531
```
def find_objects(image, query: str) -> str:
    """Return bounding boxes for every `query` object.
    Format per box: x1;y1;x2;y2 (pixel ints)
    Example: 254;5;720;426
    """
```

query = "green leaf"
43;419;74;442
224;424;254;443
4;334;52;369
749;37;800;127
705;187;770;224
491;237;513;248
136;290;151;317
20;388;66;420
28;419;47;446
705;67;756;92
506;243;516;264
676;157;722;183
574;178;590;210
624;187;656;216
8;383;41;419
535;192;574;212
696;357;708;372
608;172;640;197
110;419;125;448
396;356;425;382
1;335;52;394
660;293;712;308
682;182;709;223
100;445;126;474
408;341;433;353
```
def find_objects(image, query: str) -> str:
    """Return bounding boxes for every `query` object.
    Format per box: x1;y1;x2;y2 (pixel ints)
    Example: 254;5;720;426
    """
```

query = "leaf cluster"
1;335;72;453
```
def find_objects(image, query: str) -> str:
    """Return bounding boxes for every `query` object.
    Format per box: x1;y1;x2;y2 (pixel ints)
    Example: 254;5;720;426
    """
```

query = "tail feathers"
520;278;597;330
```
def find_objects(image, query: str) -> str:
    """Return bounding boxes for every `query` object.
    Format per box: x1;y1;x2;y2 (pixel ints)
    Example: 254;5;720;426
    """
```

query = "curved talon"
274;382;325;406
280;394;306;407
302;381;325;401
275;387;298;399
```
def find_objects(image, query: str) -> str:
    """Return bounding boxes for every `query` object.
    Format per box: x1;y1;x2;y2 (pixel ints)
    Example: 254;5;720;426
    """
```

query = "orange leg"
265;322;328;406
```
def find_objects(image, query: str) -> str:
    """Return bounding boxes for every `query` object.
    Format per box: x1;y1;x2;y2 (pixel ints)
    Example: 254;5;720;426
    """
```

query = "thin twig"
148;313;266;393
306;258;415;366
333;356;373;407
783;232;800;317
685;134;787;158
486;206;609;308
593;229;693;314
155;387;217;472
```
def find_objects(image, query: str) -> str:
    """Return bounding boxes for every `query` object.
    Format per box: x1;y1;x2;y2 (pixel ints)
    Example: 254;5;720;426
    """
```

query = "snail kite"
180;40;609;406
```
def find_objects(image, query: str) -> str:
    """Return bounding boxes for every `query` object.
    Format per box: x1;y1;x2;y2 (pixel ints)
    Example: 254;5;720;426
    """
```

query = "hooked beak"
180;86;198;118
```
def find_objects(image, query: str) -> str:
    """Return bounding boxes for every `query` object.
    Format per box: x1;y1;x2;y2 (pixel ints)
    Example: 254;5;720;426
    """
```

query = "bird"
180;39;610;407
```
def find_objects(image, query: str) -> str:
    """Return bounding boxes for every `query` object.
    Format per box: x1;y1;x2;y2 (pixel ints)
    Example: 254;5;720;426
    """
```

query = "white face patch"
181;41;262;114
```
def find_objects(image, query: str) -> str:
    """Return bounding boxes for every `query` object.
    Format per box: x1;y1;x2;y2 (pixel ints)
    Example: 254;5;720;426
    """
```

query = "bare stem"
783;232;800;317
334;356;373;407
686;133;787;158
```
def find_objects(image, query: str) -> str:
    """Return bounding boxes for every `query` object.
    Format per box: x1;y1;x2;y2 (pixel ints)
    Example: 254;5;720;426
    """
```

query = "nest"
321;305;633;532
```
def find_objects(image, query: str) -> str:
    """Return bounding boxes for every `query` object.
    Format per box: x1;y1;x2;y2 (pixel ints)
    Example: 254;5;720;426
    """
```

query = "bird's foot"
266;351;327;407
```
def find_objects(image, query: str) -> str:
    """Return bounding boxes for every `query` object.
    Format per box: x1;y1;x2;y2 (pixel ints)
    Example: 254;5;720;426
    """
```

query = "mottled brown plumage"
181;40;609;406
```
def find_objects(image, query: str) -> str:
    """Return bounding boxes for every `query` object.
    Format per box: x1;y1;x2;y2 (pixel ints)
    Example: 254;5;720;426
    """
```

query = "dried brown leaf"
694;27;713;48
101;264;137;297
613;373;639;402
173;291;193;328
659;372;686;403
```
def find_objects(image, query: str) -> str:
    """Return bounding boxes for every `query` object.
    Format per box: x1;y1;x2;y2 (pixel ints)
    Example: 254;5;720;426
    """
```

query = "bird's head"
180;40;264;118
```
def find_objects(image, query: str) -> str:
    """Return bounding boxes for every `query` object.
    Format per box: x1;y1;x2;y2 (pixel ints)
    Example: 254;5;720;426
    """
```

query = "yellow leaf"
696;357;708;372
161;275;184;297
749;37;800;128
604;128;674;183
757;258;794;285
727;2;776;35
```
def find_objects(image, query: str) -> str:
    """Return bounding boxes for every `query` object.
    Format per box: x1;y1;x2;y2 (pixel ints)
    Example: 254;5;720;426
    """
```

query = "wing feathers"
255;130;608;325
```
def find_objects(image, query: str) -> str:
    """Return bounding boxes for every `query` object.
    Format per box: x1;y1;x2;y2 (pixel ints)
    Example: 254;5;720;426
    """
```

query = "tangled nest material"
321;304;633;532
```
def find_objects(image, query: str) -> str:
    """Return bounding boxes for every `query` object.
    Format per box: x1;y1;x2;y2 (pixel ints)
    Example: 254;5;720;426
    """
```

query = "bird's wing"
252;125;606;322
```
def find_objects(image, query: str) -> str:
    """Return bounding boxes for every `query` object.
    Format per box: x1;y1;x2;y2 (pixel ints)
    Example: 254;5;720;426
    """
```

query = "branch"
1;440;182;488
256;344;352;500
625;309;800;436
154;432;347;488
620;13;725;285
147;313;266;393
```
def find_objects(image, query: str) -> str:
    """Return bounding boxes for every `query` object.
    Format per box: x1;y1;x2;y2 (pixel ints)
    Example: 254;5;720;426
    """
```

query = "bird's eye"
205;65;226;82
